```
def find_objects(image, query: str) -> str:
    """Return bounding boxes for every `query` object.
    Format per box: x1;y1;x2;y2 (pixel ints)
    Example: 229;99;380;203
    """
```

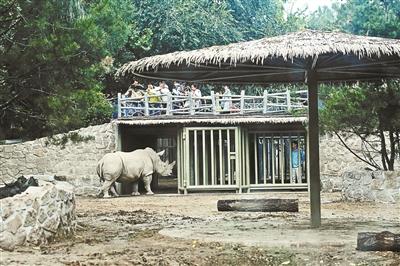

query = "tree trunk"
217;199;298;212
357;231;400;252
379;128;389;170
388;130;395;171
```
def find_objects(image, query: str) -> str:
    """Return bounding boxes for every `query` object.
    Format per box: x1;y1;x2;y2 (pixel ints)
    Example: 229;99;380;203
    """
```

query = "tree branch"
334;131;381;170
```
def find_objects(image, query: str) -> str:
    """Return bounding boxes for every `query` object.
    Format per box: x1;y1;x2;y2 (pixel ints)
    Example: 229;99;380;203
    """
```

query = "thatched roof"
117;30;400;84
115;115;307;126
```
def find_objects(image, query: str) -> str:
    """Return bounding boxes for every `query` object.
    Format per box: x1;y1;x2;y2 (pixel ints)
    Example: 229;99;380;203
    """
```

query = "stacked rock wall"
319;134;399;192
1;123;398;195
341;170;400;203
0;181;76;250
0;123;116;196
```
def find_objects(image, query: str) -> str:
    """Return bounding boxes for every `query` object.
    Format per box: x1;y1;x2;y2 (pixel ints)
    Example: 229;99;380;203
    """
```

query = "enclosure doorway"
248;131;308;190
177;127;244;193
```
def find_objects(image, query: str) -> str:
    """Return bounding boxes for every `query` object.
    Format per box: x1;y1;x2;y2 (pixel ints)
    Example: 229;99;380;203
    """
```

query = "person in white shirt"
191;84;202;109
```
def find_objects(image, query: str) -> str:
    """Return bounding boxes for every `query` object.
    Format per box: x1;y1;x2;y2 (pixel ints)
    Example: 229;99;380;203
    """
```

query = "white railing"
117;90;308;118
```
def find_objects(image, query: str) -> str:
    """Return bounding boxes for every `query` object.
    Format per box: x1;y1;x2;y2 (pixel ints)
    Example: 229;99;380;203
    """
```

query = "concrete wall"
0;123;116;195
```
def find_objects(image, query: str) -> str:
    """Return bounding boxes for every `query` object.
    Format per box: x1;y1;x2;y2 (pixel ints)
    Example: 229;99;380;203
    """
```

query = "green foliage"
336;0;400;38
0;0;133;139
320;81;400;170
45;132;95;149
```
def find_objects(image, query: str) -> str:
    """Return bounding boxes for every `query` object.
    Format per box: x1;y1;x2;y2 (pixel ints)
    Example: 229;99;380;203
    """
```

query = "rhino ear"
170;161;176;167
157;150;165;157
165;160;169;164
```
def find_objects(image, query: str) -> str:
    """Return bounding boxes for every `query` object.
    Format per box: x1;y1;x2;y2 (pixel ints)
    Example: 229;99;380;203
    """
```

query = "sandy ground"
1;192;399;265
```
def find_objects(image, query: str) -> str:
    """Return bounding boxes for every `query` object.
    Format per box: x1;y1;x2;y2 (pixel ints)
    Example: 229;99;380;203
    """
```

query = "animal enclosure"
117;119;308;194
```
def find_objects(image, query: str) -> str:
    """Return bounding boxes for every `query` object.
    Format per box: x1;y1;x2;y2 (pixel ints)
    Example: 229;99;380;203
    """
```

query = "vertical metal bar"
236;128;241;192
281;135;285;184
194;130;198;186
263;133;267;184
184;129;189;194
253;134;258;185
202;130;206;186
289;133;293;184
219;129;223;185
271;134;275;185
210;130;215;185
177;130;181;193
245;130;250;191
298;133;302;184
227;129;231;185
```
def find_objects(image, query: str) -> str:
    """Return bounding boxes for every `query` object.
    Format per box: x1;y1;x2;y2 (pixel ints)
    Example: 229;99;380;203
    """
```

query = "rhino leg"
110;183;119;197
99;180;114;198
131;181;140;196
143;174;154;195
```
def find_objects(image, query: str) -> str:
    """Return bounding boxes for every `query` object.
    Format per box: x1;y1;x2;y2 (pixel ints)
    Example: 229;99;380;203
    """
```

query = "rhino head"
155;150;176;176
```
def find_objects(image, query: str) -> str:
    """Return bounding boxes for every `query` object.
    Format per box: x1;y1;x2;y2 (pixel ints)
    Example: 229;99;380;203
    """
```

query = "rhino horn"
157;150;165;157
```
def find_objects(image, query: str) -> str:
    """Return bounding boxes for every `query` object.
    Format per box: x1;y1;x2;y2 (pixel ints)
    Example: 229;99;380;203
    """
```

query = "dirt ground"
1;192;399;266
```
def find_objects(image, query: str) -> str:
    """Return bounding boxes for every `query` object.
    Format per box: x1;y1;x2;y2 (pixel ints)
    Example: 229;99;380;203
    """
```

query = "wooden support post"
286;89;291;112
240;90;245;114
144;94;149;116
307;71;321;228
189;93;194;115
263;90;268;114
357;231;400;252
217;199;299;212
117;93;122;118
211;90;217;115
166;93;172;115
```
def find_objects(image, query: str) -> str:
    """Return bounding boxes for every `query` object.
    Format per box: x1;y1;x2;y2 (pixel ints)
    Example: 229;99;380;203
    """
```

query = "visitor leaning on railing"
117;85;308;118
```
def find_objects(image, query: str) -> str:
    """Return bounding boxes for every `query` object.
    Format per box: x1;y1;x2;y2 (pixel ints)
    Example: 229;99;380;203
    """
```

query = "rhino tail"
97;159;104;182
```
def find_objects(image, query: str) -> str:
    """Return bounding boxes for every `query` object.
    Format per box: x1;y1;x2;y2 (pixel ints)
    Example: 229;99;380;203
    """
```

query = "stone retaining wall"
1;123;398;195
0;123;116;196
0;181;76;251
341;170;400;203
319;134;399;192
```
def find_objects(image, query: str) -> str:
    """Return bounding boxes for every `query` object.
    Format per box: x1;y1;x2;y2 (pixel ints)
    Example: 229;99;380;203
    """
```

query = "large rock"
0;181;76;251
341;170;400;203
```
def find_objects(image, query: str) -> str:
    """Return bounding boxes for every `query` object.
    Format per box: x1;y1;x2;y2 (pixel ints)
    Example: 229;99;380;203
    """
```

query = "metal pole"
307;71;321;228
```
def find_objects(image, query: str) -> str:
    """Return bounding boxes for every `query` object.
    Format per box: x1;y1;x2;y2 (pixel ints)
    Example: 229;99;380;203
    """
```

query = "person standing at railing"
172;81;185;110
124;81;145;117
221;85;232;112
291;141;305;184
159;81;171;113
191;84;202;109
146;84;161;116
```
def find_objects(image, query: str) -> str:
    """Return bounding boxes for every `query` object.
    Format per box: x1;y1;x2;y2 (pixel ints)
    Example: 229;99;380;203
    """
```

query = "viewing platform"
116;89;308;119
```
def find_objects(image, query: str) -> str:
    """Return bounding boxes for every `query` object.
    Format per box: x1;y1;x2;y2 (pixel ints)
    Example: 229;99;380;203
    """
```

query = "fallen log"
217;199;298;212
357;231;400;252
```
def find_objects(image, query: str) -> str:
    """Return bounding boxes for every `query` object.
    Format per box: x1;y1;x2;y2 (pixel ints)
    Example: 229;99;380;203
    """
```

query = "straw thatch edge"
116;30;400;76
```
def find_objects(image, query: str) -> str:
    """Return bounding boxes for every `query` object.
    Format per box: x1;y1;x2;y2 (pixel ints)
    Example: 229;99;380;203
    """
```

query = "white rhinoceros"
96;147;175;197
